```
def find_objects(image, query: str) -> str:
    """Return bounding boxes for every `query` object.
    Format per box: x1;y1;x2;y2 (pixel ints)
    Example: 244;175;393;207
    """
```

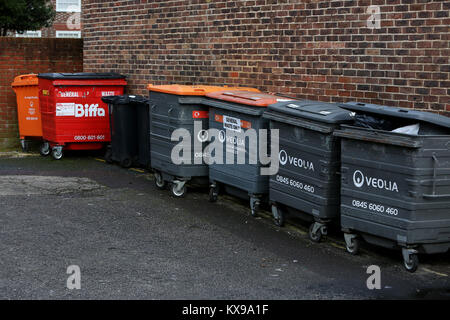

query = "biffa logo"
75;104;105;117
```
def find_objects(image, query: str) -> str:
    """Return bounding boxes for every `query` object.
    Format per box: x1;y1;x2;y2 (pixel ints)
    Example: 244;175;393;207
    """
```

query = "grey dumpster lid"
266;100;355;124
38;72;126;80
102;95;148;105
338;102;450;129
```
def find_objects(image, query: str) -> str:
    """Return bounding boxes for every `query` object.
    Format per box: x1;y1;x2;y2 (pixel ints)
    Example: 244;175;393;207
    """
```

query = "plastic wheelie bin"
11;74;43;151
148;84;260;197
37;73;127;160
203;90;296;215
136;97;152;169
334;102;450;272
102;95;149;168
263;100;354;241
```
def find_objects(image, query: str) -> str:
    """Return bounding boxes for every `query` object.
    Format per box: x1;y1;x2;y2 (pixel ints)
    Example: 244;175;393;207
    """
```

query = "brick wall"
83;0;449;116
0;38;83;150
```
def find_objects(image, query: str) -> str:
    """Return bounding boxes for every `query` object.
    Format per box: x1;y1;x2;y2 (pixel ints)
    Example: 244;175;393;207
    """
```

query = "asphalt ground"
0;151;449;299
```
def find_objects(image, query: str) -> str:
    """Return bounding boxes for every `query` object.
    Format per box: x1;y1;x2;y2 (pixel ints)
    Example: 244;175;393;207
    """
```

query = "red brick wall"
82;0;449;116
0;38;83;150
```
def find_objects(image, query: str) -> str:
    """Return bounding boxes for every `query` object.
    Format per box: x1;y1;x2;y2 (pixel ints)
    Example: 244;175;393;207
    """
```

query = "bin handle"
422;153;450;199
167;107;174;136
17;74;37;81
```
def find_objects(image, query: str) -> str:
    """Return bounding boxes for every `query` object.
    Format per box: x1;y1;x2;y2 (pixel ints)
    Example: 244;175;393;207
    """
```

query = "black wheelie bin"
335;102;450;272
102;95;149;168
263;100;354;242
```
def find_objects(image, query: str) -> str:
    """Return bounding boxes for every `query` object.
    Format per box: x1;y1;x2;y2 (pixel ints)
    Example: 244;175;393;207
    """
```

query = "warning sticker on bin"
223;116;241;132
56;103;75;116
215;114;251;131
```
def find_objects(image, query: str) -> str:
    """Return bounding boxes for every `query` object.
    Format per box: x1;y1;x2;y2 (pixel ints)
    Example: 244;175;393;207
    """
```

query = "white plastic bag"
391;123;420;135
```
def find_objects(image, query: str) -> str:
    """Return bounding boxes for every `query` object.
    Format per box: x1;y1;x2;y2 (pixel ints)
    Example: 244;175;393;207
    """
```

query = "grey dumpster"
263;100;354;241
335;102;450;272
148;85;259;197
203;90;296;216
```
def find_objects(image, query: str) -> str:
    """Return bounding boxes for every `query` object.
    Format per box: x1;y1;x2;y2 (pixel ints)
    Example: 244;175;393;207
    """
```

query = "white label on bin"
223;115;241;132
56;103;75;116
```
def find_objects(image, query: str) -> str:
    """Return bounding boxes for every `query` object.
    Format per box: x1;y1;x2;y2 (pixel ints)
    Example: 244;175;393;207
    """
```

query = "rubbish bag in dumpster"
335;102;450;272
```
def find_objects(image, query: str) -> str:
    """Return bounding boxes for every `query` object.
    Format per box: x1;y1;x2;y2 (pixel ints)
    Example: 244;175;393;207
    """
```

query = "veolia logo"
279;150;288;166
353;170;365;188
353;170;399;193
278;150;314;171
198;130;208;142
218;130;226;143
75;104;105;117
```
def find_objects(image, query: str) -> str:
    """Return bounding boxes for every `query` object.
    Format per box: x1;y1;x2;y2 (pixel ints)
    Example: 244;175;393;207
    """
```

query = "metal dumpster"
37;73;127;160
263;100;354;241
335;102;450;272
203;90;296;216
148;84;259;197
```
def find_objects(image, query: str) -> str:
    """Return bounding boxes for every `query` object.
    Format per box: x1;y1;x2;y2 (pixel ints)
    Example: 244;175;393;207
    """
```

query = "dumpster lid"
339;102;450;129
37;72;126;80
11;74;38;87
102;95;148;105
147;84;260;96
266;100;355;124
205;90;293;107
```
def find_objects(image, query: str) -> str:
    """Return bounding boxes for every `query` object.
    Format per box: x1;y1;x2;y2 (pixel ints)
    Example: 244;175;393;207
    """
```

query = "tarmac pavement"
0;151;449;299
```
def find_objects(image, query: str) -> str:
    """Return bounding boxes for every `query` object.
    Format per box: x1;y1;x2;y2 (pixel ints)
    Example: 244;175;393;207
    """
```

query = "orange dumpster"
11;74;43;151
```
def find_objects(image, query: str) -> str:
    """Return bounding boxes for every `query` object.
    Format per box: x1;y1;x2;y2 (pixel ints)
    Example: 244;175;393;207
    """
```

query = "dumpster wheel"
120;158;133;168
209;188;218;202
51;147;63;160
171;181;187;198
344;233;360;255
154;172;167;190
104;148;113;164
250;197;260;217
20;139;30;152
209;183;219;202
39;142;50;157
271;204;285;227
402;248;419;273
309;223;325;243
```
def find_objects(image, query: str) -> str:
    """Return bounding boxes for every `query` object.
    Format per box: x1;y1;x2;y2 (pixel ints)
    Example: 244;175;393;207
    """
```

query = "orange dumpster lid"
11;74;38;87
147;84;260;96
205;90;294;107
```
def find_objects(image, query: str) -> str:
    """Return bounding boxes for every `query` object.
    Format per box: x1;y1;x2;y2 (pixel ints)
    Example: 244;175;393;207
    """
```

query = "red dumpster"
37;73;127;160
